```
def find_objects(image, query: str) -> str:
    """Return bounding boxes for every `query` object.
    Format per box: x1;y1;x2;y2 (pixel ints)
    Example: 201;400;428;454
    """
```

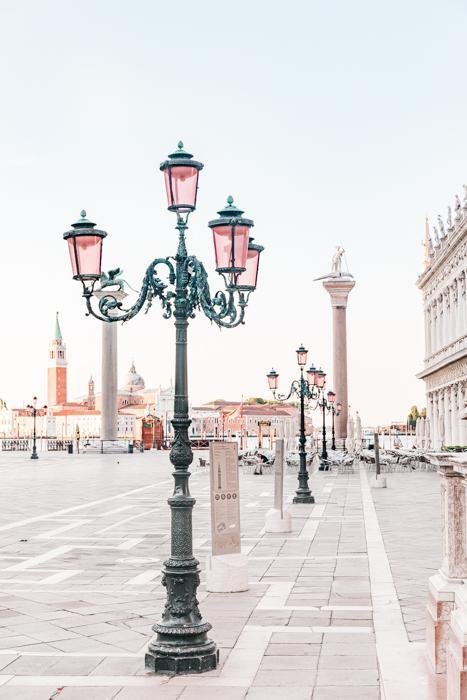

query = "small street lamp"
63;142;264;675
329;397;342;451
26;397;47;460
267;346;324;504
315;383;340;469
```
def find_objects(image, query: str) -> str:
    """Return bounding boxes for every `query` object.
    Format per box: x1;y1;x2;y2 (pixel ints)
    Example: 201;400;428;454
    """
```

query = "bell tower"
48;312;67;407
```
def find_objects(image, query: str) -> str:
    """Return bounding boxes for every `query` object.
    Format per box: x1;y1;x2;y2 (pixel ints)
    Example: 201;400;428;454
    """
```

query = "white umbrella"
347;414;354;453
419;417;425;449
354;412;362;454
438;415;445;447
425;417;431;449
415;417;420;448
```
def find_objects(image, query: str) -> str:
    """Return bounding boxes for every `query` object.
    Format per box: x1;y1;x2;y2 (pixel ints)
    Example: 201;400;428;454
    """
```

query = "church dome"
125;362;145;391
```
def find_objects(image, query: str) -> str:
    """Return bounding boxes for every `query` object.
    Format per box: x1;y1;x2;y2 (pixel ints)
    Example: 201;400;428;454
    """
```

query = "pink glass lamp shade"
327;391;336;404
296;345;308;367
236;237;264;291
316;369;326;389
267;368;279;391
306;365;318;385
160;141;204;213
208;197;253;281
63;211;107;281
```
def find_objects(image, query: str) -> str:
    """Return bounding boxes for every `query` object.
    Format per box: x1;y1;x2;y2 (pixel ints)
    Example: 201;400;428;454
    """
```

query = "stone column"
460;382;467;446
94;291;127;443
427;457;467;674
432;301;438;355
426;393;433;449
425;305;432;358
445;388;453;447
322;276;356;439
432;391;439;450
452;384;459;447
439;293;445;349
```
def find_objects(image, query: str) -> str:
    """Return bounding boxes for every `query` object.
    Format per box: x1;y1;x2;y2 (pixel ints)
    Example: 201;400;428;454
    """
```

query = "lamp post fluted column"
295;368;313;504
145;226;218;673
321;401;328;461
27;397;46;460
31;407;38;460
331;409;336;450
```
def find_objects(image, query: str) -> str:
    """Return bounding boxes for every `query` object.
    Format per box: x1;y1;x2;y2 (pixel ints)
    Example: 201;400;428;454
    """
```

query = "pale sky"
1;0;466;425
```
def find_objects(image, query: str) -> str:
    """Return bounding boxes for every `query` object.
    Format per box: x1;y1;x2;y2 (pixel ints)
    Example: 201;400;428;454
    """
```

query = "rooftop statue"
447;206;453;230
432;225;440;247
437;215;446;239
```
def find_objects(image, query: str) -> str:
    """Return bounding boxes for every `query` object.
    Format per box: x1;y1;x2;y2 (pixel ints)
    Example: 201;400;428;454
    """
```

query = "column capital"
322;277;356;309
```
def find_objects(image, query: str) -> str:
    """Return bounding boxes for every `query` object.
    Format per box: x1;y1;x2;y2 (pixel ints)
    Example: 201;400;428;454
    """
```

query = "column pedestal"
427;456;467;674
447;587;467;699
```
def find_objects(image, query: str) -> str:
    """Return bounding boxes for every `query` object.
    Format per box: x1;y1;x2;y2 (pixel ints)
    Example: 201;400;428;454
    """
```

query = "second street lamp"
63;142;264;676
329;395;342;451
26;397;47;460
267;346;323;504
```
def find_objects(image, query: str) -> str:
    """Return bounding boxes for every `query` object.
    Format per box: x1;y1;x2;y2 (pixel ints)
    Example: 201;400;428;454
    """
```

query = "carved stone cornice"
421;356;467;391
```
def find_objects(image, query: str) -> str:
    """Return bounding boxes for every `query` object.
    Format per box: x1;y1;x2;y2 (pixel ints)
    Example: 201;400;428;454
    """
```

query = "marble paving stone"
0;689;60;700
253;670;317;686
260;655;318;670
318;655;377;670
0;454;445;698
115;689;184;699
53;688;120;699
247;689;313;700
312;687;379;699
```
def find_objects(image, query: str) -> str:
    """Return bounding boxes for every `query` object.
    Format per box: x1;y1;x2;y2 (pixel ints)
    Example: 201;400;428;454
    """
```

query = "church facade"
417;191;467;449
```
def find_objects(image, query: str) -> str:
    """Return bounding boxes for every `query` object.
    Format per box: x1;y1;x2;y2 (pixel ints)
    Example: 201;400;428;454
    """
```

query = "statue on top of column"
314;246;354;281
331;246;345;274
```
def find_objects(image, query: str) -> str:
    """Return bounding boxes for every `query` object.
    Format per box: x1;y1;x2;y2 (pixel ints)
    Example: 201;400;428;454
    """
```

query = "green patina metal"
66;146;262;675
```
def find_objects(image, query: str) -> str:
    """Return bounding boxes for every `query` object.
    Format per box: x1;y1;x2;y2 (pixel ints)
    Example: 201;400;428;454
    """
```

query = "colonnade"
426;382;467;448
425;272;466;359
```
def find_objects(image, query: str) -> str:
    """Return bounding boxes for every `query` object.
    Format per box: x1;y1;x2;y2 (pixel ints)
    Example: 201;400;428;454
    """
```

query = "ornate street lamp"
328;396;341;451
26;397;47;460
266;347;324;504
63;142;264;675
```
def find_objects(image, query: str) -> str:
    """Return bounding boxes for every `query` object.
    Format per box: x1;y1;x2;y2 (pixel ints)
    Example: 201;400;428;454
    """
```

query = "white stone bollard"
265;438;292;533
206;553;249;593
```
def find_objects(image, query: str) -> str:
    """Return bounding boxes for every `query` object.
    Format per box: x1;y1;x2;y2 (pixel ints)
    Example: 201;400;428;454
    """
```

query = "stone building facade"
417;193;467;449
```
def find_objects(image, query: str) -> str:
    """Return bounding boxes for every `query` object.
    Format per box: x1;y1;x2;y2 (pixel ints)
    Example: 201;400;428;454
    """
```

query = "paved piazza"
0;451;447;698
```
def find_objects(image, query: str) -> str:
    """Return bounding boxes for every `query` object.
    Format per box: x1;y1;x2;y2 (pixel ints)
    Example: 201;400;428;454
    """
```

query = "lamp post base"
293;493;315;504
30;452;39;460
145;639;218;675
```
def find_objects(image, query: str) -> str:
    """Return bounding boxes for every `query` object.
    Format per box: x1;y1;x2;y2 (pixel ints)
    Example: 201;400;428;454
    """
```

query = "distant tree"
407;405;420;429
245;397;267;405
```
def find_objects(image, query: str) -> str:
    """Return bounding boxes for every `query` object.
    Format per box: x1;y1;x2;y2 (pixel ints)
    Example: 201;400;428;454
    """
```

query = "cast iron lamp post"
63;142;264;675
266;347;324;504
26;397;46;460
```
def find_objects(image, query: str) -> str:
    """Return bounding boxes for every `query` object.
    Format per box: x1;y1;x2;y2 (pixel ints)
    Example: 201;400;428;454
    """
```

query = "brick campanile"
47;312;67;407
